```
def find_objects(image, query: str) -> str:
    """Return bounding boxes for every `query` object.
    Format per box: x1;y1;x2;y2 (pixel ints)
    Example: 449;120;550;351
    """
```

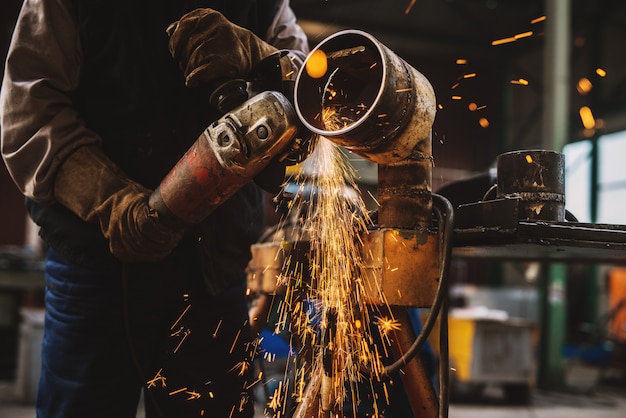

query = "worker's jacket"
0;0;308;294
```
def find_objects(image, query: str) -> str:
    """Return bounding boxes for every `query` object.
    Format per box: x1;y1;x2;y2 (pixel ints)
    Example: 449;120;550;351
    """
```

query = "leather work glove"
54;146;184;263
167;8;278;87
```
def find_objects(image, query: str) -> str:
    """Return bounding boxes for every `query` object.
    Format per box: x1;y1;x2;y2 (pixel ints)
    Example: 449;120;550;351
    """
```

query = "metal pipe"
496;150;566;221
294;30;436;165
542;0;571;152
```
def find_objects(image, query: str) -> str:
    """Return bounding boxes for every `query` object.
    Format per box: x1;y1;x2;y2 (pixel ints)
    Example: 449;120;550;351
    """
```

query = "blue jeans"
37;248;254;418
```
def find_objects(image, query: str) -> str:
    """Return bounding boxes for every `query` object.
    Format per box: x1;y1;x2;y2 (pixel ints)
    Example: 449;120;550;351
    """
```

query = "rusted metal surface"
378;152;432;229
361;229;439;307
496;150;565;222
292;365;322;418
453;192;626;263
389;307;439;418
294;30;436;165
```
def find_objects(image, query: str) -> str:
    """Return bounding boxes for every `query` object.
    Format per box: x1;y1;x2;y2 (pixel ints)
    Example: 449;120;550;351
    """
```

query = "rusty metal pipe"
378;148;433;230
496;150;565;221
294;30;436;165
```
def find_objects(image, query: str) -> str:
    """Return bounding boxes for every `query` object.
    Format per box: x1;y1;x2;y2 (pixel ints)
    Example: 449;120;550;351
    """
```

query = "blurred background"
1;0;625;416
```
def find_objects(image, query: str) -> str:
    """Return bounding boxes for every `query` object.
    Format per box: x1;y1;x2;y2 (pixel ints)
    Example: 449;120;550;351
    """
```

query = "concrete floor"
1;363;624;417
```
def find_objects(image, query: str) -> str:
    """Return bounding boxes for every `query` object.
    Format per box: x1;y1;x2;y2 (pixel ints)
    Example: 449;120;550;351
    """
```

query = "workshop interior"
1;0;626;417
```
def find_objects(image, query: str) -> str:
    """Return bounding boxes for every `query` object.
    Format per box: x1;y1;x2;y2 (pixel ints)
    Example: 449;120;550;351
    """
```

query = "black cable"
438;293;449;418
436;197;453;418
383;193;454;375
481;184;498;201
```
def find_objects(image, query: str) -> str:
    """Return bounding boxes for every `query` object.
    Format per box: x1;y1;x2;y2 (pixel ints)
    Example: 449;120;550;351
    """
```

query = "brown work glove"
54;146;184;263
167;8;278;87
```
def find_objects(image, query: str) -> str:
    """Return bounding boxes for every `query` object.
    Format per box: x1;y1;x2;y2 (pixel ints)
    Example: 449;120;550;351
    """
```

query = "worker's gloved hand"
167;8;278;87
54;146;184;263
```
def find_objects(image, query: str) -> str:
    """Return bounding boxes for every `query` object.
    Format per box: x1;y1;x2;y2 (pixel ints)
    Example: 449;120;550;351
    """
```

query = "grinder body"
149;90;298;225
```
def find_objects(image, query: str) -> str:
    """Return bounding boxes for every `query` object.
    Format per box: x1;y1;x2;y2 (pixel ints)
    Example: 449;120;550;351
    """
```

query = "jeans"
37;248;254;418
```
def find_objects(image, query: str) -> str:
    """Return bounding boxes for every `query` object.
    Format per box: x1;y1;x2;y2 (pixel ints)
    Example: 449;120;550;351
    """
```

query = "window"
563;130;626;224
598;131;626;224
563;140;592;223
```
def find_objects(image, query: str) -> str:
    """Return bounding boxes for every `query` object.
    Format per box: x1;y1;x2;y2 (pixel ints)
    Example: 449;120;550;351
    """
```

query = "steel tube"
294;30;436;164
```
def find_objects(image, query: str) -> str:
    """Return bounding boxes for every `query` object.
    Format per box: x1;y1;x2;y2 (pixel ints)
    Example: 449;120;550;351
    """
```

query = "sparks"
492;36;517;46
169;387;187;396
170;304;191;330
531;15;546;24
146;368;167;388
230;360;251;376
305;49;328;79
577;77;593;95
510;78;529;86
579;106;596;129
514;31;533;40
374;316;402;339
173;328;191;353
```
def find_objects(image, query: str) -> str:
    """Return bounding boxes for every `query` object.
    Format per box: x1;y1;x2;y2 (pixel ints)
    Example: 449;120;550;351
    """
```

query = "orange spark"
479;117;490;128
305;49;328;79
147;369;167;388
374;316;402;339
463;73;477;79
577;78;593;95
579;106;595;129
510;78;529;86
456;58;468;65
451;95;462;100
186;390;201;400
514;31;533;39
229;329;242;354
169;387;187;396
492;36;517;46
213;319;222;338
405;0;416;14
596;68;607;77
230;361;251;376
170;304;191;330
531;16;546;24
173;329;191;353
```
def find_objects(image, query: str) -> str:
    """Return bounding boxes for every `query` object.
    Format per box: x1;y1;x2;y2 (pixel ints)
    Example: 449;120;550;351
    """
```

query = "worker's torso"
30;0;275;281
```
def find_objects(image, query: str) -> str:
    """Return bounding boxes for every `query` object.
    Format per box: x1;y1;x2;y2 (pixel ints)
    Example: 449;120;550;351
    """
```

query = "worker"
0;1;308;417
